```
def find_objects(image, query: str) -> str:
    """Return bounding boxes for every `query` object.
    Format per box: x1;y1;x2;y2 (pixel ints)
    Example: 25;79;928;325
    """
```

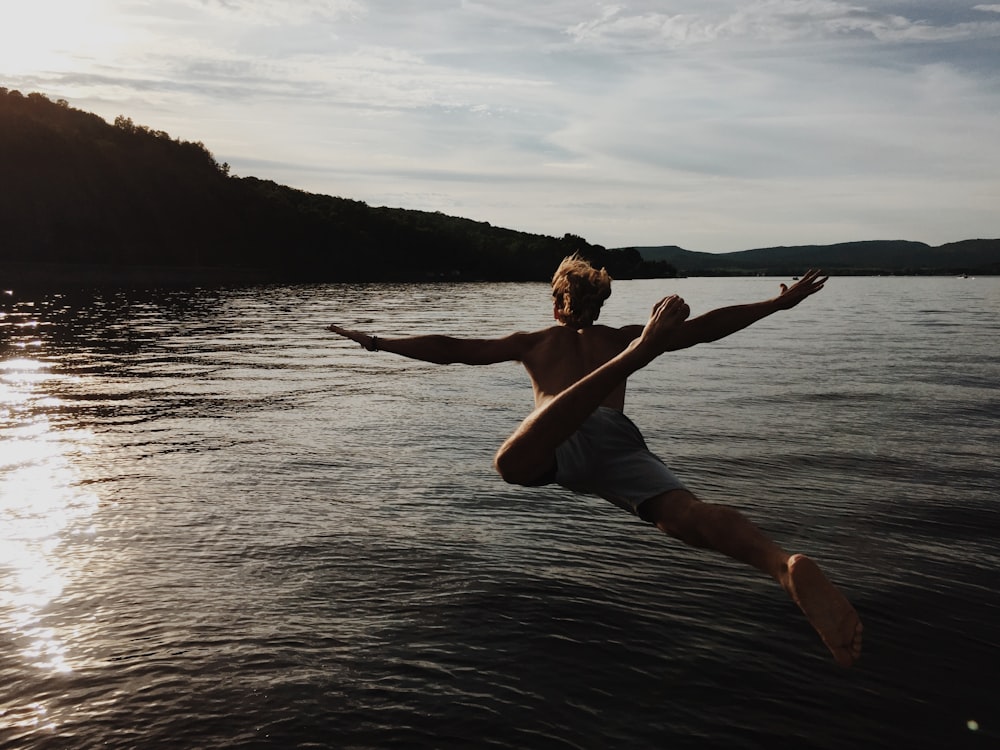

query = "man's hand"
775;269;828;310
328;324;378;351
637;295;690;352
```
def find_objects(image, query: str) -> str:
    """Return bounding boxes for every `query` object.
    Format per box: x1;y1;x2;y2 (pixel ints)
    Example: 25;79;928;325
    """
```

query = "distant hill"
0;87;674;284
628;239;1000;276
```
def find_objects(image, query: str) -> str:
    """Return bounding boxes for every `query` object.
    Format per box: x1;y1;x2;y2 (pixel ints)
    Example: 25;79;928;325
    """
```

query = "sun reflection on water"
1;356;99;729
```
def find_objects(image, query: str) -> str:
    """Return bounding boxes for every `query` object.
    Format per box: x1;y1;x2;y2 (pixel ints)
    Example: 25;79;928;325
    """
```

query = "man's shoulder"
588;323;641;341
533;323;631;333
526;323;637;341
520;323;638;346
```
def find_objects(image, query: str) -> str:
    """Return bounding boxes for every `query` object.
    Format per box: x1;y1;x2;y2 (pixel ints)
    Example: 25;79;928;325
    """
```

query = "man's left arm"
654;269;828;351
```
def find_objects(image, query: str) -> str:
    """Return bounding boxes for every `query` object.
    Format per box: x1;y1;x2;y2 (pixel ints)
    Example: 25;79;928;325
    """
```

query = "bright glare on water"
1;276;998;749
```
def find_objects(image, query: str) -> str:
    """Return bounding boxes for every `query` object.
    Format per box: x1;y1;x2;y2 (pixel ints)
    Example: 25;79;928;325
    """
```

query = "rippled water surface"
1;276;998;749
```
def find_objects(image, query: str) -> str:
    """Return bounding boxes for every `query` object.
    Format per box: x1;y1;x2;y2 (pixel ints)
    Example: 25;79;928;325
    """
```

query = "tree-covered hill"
0;88;674;284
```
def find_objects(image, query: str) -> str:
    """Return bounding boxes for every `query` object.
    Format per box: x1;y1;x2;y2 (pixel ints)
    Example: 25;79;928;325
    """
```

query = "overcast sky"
3;1;999;251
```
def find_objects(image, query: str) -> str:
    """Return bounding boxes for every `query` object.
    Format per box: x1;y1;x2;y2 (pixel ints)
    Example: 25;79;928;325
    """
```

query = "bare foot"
783;554;863;667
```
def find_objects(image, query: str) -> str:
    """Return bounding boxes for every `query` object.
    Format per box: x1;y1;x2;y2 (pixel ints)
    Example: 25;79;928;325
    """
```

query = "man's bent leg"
638;489;789;579
640;489;863;667
494;297;689;485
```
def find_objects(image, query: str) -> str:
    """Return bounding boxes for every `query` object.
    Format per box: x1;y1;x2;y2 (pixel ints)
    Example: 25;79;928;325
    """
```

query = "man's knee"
492;447;531;486
493;452;520;485
493;445;554;487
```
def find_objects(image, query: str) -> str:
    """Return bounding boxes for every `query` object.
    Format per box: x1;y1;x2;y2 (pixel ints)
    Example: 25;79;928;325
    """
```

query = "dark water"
1;277;998;749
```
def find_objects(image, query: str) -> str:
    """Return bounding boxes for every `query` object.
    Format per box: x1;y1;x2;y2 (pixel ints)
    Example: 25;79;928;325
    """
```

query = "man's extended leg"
494;296;689;485
640;489;863;667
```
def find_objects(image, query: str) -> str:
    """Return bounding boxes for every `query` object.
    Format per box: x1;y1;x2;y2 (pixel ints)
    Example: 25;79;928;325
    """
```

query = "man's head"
551;254;612;328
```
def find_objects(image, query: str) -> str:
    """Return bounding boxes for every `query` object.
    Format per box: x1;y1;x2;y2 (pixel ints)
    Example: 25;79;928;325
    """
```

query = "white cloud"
564;1;1000;48
183;0;366;26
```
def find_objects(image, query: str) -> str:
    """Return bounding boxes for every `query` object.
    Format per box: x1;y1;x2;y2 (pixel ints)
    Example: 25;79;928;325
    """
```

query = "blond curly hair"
551;254;612;328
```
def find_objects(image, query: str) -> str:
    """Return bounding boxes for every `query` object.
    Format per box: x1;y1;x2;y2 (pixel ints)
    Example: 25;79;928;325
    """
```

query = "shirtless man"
328;256;862;667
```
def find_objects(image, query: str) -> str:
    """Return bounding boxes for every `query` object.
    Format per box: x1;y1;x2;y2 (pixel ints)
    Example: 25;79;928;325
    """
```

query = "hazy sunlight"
0;357;98;687
0;1;119;76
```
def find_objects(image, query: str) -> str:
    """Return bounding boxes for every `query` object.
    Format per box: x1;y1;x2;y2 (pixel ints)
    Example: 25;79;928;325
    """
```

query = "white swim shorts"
554;407;687;515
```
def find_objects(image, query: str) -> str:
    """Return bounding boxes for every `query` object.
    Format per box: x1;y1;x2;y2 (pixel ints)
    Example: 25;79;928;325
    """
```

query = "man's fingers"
653;298;675;317
783;270;828;296
650;295;689;324
800;269;828;288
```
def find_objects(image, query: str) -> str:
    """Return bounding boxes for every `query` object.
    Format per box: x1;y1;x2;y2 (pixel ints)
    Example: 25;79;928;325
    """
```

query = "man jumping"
328;256;862;667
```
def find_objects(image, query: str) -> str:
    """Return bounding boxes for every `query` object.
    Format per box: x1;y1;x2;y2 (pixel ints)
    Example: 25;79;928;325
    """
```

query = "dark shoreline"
3;261;995;290
1;262;277;289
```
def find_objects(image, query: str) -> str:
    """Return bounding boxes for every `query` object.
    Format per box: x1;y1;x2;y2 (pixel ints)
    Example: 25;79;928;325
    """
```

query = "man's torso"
520;324;638;410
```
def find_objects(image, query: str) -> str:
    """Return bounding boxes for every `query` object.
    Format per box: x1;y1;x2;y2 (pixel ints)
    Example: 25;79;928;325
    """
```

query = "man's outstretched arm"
629;270;828;351
327;324;539;365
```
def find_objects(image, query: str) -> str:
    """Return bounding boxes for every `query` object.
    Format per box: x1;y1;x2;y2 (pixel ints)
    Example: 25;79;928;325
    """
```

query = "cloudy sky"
3;1;998;251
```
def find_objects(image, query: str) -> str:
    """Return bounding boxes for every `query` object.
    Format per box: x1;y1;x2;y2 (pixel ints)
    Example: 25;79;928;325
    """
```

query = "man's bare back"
520;324;641;411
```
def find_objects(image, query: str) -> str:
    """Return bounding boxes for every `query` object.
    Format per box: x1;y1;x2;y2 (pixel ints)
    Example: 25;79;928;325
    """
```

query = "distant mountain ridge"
626;239;999;276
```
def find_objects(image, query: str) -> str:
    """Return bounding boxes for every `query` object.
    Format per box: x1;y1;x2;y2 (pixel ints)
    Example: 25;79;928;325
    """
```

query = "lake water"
1;276;998;749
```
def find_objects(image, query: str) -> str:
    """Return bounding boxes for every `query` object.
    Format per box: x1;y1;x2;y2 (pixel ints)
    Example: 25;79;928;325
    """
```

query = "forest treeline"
0;88;676;283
